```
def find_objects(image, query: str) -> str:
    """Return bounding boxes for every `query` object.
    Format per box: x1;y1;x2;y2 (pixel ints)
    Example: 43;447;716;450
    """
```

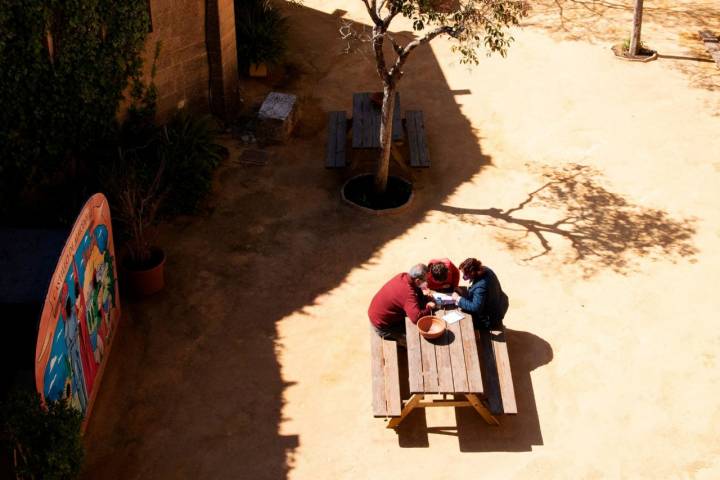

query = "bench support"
386;393;499;429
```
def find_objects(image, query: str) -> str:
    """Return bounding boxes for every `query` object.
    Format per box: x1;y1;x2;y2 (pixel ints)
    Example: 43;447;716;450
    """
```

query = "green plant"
0;0;150;223
1;390;84;480
235;0;288;68
622;37;650;54
160;111;226;215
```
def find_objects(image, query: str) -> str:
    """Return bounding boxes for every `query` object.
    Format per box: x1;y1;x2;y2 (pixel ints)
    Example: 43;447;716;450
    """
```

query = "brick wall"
137;0;239;122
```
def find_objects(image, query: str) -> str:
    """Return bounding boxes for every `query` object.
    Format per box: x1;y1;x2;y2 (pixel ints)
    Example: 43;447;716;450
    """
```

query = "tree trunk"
628;0;644;56
374;83;396;194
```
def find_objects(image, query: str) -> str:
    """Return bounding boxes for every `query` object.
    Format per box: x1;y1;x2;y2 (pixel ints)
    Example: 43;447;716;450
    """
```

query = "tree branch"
389;26;456;79
388;34;404;56
361;0;381;24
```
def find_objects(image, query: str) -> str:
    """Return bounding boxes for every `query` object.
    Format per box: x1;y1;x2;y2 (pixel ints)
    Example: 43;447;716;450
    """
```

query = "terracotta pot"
249;63;268;77
123;246;166;296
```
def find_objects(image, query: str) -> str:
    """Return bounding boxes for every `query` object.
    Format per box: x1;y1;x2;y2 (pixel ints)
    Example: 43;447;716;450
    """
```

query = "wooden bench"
370;329;402;417
698;30;720;68
479;327;518;415
325;111;348;168
405;110;430;168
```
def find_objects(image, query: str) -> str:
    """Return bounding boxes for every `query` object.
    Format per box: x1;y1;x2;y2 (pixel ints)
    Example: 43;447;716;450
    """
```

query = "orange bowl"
417;316;447;339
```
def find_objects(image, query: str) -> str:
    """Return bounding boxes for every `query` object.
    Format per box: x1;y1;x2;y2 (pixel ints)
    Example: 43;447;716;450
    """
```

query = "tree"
359;0;528;193
628;0;644;56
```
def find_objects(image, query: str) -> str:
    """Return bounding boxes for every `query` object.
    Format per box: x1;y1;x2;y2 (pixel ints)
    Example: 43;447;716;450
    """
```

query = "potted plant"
235;0;288;77
110;139;168;297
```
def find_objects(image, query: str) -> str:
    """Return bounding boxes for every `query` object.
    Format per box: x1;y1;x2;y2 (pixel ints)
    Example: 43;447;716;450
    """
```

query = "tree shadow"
437;163;697;277
395;329;552;451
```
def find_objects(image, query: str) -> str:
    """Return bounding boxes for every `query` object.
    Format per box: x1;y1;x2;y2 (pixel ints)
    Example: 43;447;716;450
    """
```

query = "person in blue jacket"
451;257;509;330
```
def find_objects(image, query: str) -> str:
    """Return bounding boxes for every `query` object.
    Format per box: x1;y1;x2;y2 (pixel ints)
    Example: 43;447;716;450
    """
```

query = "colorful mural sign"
35;193;121;417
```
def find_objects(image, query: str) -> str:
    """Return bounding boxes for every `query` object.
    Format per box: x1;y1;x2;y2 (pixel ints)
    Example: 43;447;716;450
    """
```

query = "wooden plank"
370;329;389;416
465;393;500;426
325;111;347;168
416;112;431;167
406;113;420;167
381;337;402;416
490;329;517;414
434;327;455;393
447;319;469;392
479;330;502;415
387;393;423;429
405;317;424;393
352;93;363;148
459;316;483;394
363;93;374;148
419;331;440;393
392;92;403;142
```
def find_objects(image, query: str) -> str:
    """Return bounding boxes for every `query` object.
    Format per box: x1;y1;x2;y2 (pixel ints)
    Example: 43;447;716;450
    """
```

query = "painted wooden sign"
35;193;121;418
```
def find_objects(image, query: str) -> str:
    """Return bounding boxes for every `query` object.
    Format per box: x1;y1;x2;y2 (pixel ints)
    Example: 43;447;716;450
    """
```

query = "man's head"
429;262;449;282
459;257;484;281
408;263;429;288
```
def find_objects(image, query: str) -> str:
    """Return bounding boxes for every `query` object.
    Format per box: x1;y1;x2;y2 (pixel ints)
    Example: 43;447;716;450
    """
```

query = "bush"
0;0;150;224
1;391;84;480
160;111;226;215
235;0;288;68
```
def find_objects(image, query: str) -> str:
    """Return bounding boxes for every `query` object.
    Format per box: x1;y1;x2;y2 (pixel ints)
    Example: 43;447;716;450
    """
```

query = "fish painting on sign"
35;194;120;418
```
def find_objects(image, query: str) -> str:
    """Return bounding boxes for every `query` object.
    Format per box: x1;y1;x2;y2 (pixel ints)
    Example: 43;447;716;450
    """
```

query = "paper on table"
443;310;465;324
433;292;455;306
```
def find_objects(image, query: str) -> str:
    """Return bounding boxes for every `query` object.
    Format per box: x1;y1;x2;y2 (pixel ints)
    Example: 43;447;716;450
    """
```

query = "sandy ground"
82;1;720;479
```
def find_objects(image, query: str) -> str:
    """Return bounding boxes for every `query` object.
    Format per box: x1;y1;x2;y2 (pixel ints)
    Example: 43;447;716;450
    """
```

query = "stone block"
257;92;298;143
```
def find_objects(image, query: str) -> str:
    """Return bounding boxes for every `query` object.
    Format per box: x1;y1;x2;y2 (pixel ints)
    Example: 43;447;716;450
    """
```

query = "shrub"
160;111;227;215
1;390;84;480
235;0;288;68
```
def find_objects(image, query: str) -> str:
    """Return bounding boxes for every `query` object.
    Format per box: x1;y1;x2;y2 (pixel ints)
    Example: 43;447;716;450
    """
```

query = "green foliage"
235;0;289;67
1;390;84;480
160;111;226;215
0;0;150;221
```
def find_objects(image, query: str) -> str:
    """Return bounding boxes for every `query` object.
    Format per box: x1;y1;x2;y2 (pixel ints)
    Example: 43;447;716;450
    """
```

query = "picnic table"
371;308;517;430
326;92;430;168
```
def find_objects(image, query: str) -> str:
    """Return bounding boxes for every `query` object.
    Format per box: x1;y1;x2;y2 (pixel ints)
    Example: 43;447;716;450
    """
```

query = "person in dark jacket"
451;258;508;330
368;264;436;344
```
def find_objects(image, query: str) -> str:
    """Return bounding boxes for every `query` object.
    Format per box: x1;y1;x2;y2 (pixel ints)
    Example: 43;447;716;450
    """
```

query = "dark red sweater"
368;273;431;329
426;258;460;292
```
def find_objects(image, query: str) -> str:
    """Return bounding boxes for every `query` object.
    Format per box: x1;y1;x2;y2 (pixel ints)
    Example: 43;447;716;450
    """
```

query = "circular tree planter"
611;44;658;62
122;246;166;296
341;174;414;215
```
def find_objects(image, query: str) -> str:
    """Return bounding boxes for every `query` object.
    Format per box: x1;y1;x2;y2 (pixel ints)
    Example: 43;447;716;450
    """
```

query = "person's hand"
426;301;437;310
451;292;461;302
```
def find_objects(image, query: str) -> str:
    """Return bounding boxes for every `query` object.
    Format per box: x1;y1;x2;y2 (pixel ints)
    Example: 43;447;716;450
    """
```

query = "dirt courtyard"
82;1;720;478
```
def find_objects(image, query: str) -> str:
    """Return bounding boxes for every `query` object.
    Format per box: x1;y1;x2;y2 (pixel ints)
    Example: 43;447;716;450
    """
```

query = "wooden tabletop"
351;92;403;148
405;311;484;395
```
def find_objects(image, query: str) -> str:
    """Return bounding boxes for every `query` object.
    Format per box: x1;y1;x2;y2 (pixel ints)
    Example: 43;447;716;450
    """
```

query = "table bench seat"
370;329;402;417
479;328;518;415
325;111;348;168
405;111;430;168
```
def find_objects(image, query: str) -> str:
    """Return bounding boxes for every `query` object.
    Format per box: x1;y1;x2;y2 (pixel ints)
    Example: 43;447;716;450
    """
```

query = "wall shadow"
395;329;552;451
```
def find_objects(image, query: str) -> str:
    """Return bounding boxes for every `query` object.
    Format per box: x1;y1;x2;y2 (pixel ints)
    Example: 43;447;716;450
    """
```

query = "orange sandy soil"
82;1;720;478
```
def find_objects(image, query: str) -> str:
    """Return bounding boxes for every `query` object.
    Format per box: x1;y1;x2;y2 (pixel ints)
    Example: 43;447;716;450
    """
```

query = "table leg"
465;394;500;426
387;393;423;429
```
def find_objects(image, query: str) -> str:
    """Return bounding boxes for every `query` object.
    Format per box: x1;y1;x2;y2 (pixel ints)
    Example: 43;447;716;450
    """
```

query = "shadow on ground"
80;3;695;479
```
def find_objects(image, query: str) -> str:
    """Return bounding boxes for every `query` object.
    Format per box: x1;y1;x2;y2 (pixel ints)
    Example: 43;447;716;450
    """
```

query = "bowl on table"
417;316;447;339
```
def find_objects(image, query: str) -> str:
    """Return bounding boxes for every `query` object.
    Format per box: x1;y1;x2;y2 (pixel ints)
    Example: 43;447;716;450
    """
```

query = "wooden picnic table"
351;92;403;148
385;309;500;428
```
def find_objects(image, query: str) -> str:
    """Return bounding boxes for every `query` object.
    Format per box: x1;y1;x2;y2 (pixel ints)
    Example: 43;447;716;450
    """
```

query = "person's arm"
457;281;487;314
404;293;433;323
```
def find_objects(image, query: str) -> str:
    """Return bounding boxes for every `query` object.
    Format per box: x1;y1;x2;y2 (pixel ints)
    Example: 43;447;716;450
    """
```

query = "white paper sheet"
443;310;465;324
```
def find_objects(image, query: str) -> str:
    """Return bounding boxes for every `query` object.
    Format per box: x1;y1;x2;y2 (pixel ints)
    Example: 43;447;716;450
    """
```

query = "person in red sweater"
426;258;460;292
368;264;436;344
